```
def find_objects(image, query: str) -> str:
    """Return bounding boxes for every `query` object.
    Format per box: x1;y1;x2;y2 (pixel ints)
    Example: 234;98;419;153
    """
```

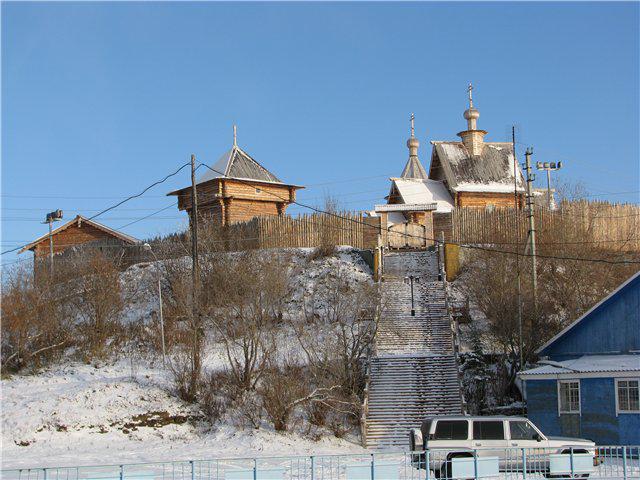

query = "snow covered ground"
1;360;366;470
1;247;372;470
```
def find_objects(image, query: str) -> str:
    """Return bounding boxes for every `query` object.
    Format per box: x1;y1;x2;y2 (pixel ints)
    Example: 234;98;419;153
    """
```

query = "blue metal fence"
2;447;639;480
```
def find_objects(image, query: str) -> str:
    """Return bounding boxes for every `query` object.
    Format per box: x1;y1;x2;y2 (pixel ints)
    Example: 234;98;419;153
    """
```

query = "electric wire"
197;162;640;266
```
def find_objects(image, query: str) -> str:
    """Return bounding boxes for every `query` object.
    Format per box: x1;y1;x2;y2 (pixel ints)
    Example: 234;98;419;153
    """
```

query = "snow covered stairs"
365;355;462;447
364;250;463;450
376;282;453;354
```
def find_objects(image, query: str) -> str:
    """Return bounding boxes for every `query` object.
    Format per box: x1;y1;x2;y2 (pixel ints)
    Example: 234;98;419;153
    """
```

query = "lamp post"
43;209;63;277
143;243;166;367
536;161;563;210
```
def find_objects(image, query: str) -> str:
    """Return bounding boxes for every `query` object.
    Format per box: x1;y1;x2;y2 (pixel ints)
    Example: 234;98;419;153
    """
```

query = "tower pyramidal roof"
400;113;428;180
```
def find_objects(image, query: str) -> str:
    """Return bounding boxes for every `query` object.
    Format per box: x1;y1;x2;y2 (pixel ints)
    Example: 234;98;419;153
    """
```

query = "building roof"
198;145;283;185
519;354;640;379
374;203;437;212
401;156;428;180
390;178;455;213
430;141;525;194
19;215;139;254
536;270;640;355
167;144;302;196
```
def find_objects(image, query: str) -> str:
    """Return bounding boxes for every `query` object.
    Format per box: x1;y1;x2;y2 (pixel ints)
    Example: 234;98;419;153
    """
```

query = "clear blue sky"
2;1;639;266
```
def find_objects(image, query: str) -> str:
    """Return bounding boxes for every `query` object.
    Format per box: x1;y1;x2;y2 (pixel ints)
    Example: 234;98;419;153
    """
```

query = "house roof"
19;215;139;254
536;270;640;355
390;178;455;213
430;141;525;194
518;354;640;379
167;144;302;196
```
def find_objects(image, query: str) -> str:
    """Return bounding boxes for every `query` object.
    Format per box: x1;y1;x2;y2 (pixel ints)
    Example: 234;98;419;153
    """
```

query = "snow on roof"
374;203;437;212
19;215;139;253
519;355;640;378
431;141;525;193
391;178;455;213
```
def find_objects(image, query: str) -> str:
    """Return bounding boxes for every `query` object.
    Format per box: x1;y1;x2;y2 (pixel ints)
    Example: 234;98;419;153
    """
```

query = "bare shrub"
257;362;310;431
198;370;229;423
69;252;125;359
1;266;71;373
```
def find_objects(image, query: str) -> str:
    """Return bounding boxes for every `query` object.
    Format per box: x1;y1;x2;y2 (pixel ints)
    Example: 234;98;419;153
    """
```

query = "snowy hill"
1;247;372;469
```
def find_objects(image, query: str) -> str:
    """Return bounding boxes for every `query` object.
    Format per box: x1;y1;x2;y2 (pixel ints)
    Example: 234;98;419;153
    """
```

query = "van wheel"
445;453;474;480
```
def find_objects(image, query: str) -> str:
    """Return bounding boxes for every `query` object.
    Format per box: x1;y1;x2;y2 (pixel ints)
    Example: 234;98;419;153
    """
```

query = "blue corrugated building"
519;271;640;445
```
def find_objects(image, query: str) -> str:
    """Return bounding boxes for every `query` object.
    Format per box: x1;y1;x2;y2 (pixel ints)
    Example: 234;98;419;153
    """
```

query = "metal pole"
546;168;552;210
521;448;527;479
513;128;525;406
158;276;166;367
425;450;430;480
524;148;538;306
570;448;575;478
410;276;415;317
48;220;54;277
310;456;315;480
190;154;200;392
370;453;375;480
473;449;479;480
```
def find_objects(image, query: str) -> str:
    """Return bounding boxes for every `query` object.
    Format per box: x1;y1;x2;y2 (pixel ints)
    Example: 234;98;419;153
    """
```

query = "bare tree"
293;266;380;418
203;251;288;391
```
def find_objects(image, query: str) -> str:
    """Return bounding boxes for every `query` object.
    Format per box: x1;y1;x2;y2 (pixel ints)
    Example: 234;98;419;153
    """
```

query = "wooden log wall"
447;201;640;252
255;212;371;249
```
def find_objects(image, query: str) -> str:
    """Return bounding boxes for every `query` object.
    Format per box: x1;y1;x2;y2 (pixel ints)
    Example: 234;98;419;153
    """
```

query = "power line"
118;202;179;230
87;162;191;221
1;163;192;256
197;162;640;266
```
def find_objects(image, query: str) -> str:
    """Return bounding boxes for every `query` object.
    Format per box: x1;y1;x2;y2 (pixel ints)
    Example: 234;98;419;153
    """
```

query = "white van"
409;416;596;478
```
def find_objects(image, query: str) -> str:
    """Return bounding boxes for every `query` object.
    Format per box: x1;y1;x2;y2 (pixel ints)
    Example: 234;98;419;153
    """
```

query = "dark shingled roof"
197;145;282;185
430;141;525;193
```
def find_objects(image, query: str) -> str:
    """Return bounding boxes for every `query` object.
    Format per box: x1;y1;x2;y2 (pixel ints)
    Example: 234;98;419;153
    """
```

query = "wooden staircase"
363;251;463;450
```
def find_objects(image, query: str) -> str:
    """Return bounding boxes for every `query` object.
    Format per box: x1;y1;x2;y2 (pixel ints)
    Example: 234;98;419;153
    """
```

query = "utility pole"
512;128;524;375
190;154;200;396
536;161;563;210
524;148;538;307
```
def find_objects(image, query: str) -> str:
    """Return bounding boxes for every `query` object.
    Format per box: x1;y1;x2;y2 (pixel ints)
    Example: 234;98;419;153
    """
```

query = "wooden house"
168;133;303;226
19;215;139;260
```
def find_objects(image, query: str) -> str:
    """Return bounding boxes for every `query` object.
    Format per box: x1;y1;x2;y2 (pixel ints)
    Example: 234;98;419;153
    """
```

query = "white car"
409;416;597;478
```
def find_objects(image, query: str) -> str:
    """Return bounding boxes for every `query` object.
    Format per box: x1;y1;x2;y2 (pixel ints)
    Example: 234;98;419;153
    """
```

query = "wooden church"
371;84;526;245
168;128;304;226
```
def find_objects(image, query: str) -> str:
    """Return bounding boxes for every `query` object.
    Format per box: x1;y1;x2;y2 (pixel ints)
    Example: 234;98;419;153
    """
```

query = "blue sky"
2;1;639;266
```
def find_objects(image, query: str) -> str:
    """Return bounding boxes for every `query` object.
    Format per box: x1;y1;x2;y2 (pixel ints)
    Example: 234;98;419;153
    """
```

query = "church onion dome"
464;106;480;121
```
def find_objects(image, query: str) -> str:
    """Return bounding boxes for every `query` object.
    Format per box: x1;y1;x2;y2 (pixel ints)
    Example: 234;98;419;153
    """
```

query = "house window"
558;380;580;414
616;379;640;414
255;188;262;194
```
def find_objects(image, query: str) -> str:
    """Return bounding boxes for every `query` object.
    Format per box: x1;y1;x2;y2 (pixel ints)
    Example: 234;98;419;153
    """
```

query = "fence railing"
3;446;639;480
